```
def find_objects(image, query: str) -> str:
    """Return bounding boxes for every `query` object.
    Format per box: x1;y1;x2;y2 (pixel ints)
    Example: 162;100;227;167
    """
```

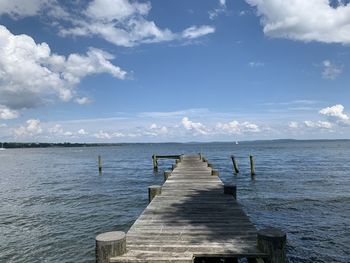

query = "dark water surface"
0;141;349;262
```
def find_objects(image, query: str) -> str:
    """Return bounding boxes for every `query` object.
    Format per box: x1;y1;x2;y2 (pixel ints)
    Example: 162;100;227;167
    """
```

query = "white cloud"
78;129;88;135
148;123;168;136
246;0;350;44
0;105;19;120
0;25;126;113
94;130;125;139
249;61;264;67
0;0;48;18
182;117;207;135
303;120;333;129
321;60;342;79
58;0;215;47
319;104;349;124
182;26;215;39
209;0;228;19
75;97;92;105
216;120;260;134
288;121;299;128
15;119;42;136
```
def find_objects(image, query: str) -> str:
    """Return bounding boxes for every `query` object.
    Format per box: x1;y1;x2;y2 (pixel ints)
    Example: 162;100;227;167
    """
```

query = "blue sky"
0;0;350;142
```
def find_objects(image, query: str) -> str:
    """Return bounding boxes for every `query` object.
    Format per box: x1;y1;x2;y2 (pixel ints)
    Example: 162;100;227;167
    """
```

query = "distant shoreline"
0;139;349;149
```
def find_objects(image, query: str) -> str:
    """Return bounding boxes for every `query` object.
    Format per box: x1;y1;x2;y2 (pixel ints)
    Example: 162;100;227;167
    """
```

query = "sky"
0;0;350;142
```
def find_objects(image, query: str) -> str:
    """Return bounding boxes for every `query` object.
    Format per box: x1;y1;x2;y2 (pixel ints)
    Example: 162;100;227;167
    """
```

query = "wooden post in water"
164;171;171;181
211;169;219;176
224;184;237;199
231;155;239;174
257;228;286;263
250;155;255;177
98;155;102;173
172;163;177;170
148;185;162;203
96;231;126;263
152;154;158;170
207;163;213;169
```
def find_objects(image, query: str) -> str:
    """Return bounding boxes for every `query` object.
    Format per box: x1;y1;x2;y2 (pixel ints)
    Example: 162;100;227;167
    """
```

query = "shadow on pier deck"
96;155;286;263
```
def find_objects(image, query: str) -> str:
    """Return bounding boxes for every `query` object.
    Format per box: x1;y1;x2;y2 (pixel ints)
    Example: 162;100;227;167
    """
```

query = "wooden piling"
224;184;237;199
231;155;239;174
250;155;255;176
172;163;177;170
164;170;171;181
257;228;286;263
148;185;162;203
96;231;126;263
207;163;213;169
98;155;102;173
152;154;158;170
211;169;219;176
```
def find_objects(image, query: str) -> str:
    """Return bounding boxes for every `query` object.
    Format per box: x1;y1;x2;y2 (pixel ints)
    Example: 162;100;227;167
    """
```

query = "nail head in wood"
96;231;126;263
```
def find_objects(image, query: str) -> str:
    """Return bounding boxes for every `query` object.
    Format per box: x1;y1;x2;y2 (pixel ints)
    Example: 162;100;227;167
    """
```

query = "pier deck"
110;155;268;262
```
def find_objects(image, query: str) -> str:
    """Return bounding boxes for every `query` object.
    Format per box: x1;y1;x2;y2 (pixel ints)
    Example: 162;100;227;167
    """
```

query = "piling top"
258;228;286;240
149;185;162;189
96;231;126;242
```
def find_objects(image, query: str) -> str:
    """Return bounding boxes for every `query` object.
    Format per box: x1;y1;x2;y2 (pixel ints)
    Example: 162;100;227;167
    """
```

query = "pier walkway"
109;155;269;262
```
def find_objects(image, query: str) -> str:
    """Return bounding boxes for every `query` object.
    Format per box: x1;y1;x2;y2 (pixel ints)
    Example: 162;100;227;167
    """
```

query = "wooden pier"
96;155;286;263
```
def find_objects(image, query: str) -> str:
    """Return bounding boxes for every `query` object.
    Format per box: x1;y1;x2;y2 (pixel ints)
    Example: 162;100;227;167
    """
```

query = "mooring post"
96;231;126;263
152;154;158;170
231;155;239;174
257;228;286;263
148;185;162;203
207;163;213;169
211;169;219;176
172;163;177;170
98;155;102;173
199;153;203;160
224;184;237;199
164;170;171;181
250;155;255;176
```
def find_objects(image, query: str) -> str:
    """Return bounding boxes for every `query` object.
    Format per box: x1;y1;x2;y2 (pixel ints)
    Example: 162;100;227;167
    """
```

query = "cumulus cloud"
0;105;20;120
148;123;168;136
209;0;228;20
322;60;342;79
0;0;48;18
246;0;350;44
15;119;42;136
75;97;92;105
58;0;215;47
319;104;349;125
0;25;126;112
288;121;299;128
216;120;260;134
94;130;125;139
182;117;207;135
303;120;333;129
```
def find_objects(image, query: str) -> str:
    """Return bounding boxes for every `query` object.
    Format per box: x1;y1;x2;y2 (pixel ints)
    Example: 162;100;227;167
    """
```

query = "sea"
0;140;349;263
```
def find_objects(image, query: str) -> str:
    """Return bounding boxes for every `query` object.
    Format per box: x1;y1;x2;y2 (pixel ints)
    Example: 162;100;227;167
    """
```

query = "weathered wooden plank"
111;155;267;262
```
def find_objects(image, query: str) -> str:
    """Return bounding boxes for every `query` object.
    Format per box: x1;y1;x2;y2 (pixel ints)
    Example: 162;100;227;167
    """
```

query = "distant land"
1;139;349;149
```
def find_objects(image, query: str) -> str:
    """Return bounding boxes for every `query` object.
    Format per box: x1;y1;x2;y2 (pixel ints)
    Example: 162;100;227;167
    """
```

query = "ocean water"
0;141;349;263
